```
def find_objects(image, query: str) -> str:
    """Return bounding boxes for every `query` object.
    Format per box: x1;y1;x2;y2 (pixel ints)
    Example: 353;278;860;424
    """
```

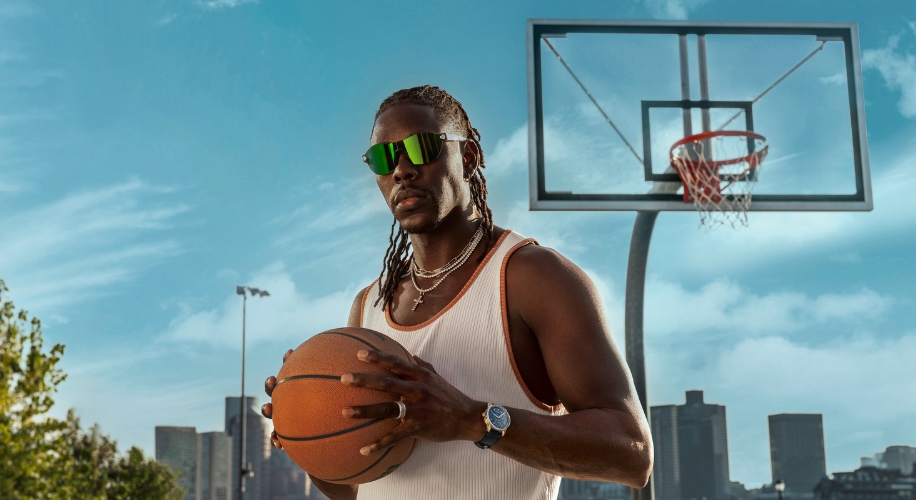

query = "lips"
393;188;429;209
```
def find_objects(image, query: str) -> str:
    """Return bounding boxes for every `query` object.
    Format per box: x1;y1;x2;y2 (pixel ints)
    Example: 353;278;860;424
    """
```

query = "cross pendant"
412;293;424;311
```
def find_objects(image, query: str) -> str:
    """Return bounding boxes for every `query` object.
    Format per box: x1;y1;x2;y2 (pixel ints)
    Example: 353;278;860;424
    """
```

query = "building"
860;446;916;475
226;396;270;500
768;413;827;496
156;426;201;500
814;466;916;500
267;449;329;500
200;431;233;500
558;479;629;500
677;390;731;500
651;404;681;500
883;446;916;475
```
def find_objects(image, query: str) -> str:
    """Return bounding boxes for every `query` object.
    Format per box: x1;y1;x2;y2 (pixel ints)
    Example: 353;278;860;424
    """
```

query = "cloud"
0;179;188;311
819;72;846;85
156;13;177;26
487;124;527;177
863;35;916;118
159;262;358;348
644;279;891;338
196;0;258;10
650;331;916;483
641;0;708;20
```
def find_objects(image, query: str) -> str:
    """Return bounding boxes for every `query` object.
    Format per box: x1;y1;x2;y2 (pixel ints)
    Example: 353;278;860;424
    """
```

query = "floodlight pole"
239;290;249;500
236;285;269;500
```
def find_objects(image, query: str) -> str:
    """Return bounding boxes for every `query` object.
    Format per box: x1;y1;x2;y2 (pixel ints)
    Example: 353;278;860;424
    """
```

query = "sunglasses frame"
362;132;467;175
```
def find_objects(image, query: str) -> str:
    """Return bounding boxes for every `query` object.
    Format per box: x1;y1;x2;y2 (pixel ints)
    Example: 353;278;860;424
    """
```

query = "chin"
397;213;440;234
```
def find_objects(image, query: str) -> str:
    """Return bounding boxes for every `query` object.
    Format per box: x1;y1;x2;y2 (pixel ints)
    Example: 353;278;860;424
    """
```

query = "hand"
340;350;486;456
262;348;294;450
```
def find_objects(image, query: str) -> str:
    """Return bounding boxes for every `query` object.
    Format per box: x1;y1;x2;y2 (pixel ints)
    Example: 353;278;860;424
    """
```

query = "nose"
391;149;418;182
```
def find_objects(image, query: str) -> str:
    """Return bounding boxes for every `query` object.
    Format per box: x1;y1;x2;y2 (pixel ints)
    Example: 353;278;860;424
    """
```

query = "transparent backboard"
527;20;873;211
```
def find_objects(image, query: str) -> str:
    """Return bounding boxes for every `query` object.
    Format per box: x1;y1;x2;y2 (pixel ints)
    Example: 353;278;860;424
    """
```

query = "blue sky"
1;0;914;488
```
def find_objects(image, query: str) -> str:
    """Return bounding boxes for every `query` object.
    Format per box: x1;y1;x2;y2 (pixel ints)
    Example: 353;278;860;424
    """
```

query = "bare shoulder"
347;285;372;328
505;244;600;303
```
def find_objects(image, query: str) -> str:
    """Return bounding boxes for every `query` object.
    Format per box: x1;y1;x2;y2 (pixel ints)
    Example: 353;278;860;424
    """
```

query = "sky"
1;0;915;489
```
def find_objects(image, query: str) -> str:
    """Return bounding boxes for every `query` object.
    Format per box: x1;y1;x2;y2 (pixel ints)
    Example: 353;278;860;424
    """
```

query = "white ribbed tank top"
358;230;565;500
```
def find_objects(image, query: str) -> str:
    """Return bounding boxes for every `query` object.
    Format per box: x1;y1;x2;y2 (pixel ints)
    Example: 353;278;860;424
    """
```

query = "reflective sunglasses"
362;132;466;175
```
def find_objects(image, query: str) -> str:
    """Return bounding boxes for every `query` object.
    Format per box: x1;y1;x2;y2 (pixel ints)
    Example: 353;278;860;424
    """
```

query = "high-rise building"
677;390;730;500
156;426;202;500
226;396;270;500
651;404;681;500
860;446;916;475
882;446;916;475
200;431;233;500
768;413;827;496
267;448;330;500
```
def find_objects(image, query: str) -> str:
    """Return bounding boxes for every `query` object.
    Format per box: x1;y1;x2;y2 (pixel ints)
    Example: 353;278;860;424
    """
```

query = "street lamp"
775;479;786;500
236;285;270;500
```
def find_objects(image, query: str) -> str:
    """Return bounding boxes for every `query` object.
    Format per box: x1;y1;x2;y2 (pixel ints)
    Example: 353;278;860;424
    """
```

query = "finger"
283;349;294;363
340;372;417;396
411;355;437;374
357;349;427;379
360;427;414;456
261;403;272;419
264;376;276;396
342;401;403;420
270;430;283;450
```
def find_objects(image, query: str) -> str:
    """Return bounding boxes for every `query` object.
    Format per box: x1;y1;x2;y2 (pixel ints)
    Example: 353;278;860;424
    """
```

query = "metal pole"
697;35;711;133
626;211;659;500
239;292;247;500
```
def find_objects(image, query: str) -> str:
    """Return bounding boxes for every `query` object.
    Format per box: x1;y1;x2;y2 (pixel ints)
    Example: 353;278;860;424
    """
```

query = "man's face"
370;104;472;234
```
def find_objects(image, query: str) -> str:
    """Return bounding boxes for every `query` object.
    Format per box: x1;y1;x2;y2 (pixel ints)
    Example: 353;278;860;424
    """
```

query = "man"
262;85;652;499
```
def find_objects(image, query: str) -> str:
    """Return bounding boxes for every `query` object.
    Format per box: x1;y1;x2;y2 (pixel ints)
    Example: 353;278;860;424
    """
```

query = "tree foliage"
0;280;184;499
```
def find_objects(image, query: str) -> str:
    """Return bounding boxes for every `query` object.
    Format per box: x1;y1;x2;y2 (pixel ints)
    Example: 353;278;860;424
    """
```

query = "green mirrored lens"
403;132;443;165
365;142;395;175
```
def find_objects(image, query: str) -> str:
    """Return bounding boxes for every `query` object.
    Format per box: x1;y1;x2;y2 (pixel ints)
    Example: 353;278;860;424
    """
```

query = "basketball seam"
276;418;385;441
275;374;339;386
317;331;380;351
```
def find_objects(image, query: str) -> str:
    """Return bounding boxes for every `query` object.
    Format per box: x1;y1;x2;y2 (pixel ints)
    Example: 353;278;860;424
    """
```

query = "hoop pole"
626;211;658;500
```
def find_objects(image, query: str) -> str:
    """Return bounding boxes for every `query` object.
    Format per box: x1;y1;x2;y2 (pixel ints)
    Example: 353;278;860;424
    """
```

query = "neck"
409;209;481;271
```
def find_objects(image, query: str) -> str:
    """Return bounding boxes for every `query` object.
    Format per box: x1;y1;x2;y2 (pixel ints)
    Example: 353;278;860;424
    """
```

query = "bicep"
508;248;637;414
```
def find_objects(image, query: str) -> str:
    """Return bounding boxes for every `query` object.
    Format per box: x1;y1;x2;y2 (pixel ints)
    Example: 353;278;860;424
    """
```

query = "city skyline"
1;0;914;487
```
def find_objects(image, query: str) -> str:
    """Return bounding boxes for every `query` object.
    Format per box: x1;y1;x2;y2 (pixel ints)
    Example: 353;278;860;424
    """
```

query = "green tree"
0;280;184;499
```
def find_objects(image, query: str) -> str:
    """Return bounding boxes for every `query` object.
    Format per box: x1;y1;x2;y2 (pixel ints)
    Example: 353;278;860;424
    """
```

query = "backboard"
527;20;873;212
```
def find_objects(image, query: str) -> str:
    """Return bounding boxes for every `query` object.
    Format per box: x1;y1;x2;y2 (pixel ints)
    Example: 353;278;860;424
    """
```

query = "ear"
461;140;481;181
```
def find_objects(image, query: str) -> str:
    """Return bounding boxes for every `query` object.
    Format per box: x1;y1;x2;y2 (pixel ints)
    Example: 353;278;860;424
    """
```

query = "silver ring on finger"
394;400;407;420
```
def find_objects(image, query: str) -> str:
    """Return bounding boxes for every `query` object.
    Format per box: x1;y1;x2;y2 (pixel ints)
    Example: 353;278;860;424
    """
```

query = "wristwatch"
475;403;510;449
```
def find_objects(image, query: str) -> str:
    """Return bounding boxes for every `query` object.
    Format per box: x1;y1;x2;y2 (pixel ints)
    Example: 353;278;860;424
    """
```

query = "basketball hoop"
670;130;769;229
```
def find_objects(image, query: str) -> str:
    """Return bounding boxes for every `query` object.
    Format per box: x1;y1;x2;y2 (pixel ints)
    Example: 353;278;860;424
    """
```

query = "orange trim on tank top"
383;230;513;331
500;239;566;413
358;282;376;328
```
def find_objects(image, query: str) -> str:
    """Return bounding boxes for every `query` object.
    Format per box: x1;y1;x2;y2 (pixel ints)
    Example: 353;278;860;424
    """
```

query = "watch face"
487;405;510;431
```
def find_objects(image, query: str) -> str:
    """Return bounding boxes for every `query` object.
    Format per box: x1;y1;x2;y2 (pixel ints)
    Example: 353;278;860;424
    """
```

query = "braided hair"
371;85;494;310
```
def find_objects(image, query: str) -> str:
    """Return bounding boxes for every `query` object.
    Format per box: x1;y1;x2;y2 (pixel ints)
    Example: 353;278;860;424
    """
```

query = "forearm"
308;474;358;500
464;404;652;487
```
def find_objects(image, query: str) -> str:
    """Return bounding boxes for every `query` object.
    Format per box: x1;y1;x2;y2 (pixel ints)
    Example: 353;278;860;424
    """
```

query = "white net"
670;131;769;229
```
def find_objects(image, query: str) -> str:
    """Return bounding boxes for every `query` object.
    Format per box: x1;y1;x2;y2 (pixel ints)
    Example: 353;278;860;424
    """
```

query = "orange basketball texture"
270;327;417;484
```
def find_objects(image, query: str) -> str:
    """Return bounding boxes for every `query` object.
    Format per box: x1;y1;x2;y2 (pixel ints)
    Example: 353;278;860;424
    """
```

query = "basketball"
270;327;417;484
